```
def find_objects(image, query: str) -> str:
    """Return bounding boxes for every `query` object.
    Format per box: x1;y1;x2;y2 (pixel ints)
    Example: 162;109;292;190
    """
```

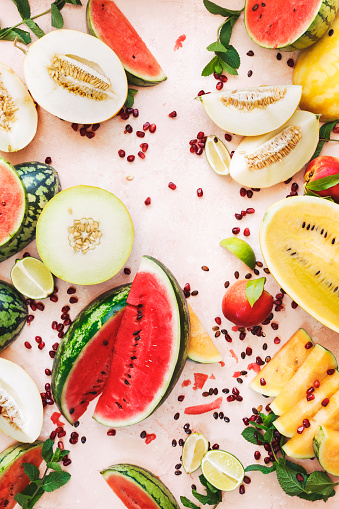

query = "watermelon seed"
103;340;108;346
174;413;180;420
115;402;123;409
124;380;130;385
70;408;74;414
140;431;146;439
133;330;141;335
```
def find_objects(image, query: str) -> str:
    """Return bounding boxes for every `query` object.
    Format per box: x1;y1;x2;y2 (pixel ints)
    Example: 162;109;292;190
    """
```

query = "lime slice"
205;136;231;176
11;257;54;299
201;450;244;491
182;432;209;474
220;237;256;270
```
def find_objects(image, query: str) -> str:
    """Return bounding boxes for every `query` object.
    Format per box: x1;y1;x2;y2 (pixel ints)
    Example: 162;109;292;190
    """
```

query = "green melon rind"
0;281;28;351
313;425;324;466
0;162;61;263
52;284;130;423
0;441;43;476
245;0;339;52
86;2;167;87
101;464;180;509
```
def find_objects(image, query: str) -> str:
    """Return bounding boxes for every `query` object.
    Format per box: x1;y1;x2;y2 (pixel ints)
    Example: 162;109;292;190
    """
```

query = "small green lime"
11;256;54;299
220;237;256;270
201;449;244;491
205;136;230;176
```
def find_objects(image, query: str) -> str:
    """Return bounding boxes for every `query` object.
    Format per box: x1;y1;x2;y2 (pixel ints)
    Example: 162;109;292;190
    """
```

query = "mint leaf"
245;464;276;474
214;58;223;75
12;0;31;19
261;412;277;428
25;19;45;38
27;488;44;509
246;277;266;307
305;173;339;192
275;464;304;496
51;3;64;28
201;56;218;76
305;471;338;495
42;439;54;462
180;497;200;509
14;493;30;509
298;491;332;502
0;27;31;44
203;0;243;17
241;427;260;445
263;428;274;443
206;41;228;53
217;56;238;75
65;0;82;4
311;120;338;161
23;463;40;482
124;88;138;109
42;470;71;492
219;15;239;46
46;462;62;472
285;460;307;476
199;474;219;494
221;45;240;69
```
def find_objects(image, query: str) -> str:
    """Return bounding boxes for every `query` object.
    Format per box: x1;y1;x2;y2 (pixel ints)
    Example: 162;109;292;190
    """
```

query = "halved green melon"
249;328;313;397
283;389;339;459
244;0;339;52
36;185;134;285
0;441;43;509
87;0;166;87
229;110;319;188
314;425;339;475
0;61;38;152
275;371;339;437
187;303;223;363
199;85;302;136
101;464;179;508
24;29;128;124
270;344;337;416
260;196;339;333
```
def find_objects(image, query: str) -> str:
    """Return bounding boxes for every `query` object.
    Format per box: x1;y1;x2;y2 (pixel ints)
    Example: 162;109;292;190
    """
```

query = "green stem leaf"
245;277;266;307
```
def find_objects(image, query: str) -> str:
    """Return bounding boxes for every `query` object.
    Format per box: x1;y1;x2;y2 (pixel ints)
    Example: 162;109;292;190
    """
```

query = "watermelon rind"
245;0;339;51
0;162;61;263
0;281;28;351
101;463;180;509
52;284;131;423
0;441;43;475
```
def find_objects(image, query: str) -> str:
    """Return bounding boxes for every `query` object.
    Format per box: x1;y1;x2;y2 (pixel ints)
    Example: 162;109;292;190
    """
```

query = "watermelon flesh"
0;158;26;248
87;0;166;86
104;472;160;509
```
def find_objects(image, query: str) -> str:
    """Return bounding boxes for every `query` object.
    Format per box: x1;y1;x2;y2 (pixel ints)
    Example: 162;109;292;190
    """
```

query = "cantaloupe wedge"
187;304;222;363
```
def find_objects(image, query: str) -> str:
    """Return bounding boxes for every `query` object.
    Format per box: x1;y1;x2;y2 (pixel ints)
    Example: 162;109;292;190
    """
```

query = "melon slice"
0;441;43;509
274;371;339;437
244;0;338;51
229;110;319;188
283;389;339;459
101;464;180;508
249;328;313;397
199;85;302;136
0;62;37;152
93;256;189;427
23;29;127;124
87;0;166;87
314;425;339;476
0;157;27;250
270;344;337;416
187;304;222;363
260;196;339;333
36;185;134;285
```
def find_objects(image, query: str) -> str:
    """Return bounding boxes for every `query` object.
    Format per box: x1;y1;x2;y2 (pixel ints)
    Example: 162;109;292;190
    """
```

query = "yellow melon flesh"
260;196;339;334
274;371;339;437
283;390;339;459
187;304;222;364
314;425;339;476
270;345;337;416
249;328;313;397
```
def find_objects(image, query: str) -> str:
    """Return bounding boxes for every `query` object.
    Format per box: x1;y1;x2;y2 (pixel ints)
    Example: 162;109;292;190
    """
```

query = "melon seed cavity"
245;126;302;171
0;75;18;131
0;385;24;430
68;218;102;253
220;86;286;111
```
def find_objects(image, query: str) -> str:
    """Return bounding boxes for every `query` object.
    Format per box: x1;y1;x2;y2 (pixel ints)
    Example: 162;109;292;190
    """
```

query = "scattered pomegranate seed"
124;268;131;275
305;341;313;349
306;387;314;395
303;419;310;428
86;131;95;139
254;451;261;460
144;197;151;206
291;301;298;309
227;395;235;402
197;131;205;139
63;459;72;466
50;430;57;440
216;82;223;90
327;369;335;375
246;208;255;214
50;295;58;302
184;283;191;292
235;213;242;220
133;109;139;117
62;305;70;313
247;190;253;198
213;72;220;80
239;485;245;495
244;228;250;236
307;393;315;401
232;227;240;235
138;151;145;159
45;368;51;376
149;124;157;133
140;143;148;152
168;182;177;190
52;342;59;351
49;350;55;358
69;297;78;304
215;317;221;325
143;122;150;131
45;157;52;164
240;188;247;197
127;155;135;162
58;441;64;450
274;337;281;344
168;111;177;118
219;75;228;83
118;149;125;158
197;90;205;96
67;287;76;295
197;188;203;197
24;341;32;349
260;378;266;386
196;147;203;155
36;302;45;311
107;429;116;436
244;476;251;484
232;387;239;396
246;347;252;356
125;124;133;133
79;127;86;136
26;315;34;324
136;131;145;138
71;123;78;131
296;473;304;483
45;383;51;391
38;342;45;350
120;112;129;120
322;398;330;407
297;426;304;434
92;123;100;131
314;380;320;388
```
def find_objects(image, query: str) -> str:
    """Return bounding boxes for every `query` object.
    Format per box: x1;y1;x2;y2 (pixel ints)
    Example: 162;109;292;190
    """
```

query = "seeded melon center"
48;54;113;101
0;385;24;431
221;86;286;111
68;218;102;254
0;75;18;131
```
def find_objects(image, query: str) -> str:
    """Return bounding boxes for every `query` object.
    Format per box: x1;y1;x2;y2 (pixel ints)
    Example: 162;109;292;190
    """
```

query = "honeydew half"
229;110;319;188
36;185;134;285
0;61;37;152
199;85;302;136
24;29;128;124
0;358;43;443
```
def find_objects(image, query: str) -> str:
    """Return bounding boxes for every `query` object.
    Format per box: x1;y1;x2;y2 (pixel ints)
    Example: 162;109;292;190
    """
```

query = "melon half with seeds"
23;29;128;124
36;185;134;285
260;196;339;333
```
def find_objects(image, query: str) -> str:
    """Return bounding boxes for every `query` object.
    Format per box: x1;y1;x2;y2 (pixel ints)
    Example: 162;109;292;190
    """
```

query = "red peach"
304;156;339;203
222;279;273;327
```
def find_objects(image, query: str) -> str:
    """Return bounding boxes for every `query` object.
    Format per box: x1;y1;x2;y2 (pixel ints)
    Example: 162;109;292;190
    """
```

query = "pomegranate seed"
58;430;66;438
274;337;281;344
247;190;253;198
58;441;64;450
143;122;150;131
71;123;78;131
239;485;245;495
244;228;250;236
236;395;243;402
244;476;251;484
144;197;151;206
327;369;335;375
197;188;203;197
140;143;148;152
246;347;252;356
198;141;205;148
62;305;70;313
56;323;64;332
138;151;145;159
265;404;271;412
232;387;239;396
125;124;133;133
107;429;116;436
227;395;235;402
45;157;52;164
246;207;255;214
52;342;59;351
60;313;69;320
216;82;223;90
86;131;95;139
240;188;247;197
45;368;52;376
45;383;51;391
38;342;45;350
235;213;242;220
196;147;203;155
52;321;58;330
69;297;78;304
232;227;240;235
50;430;57;440
303;419;310;428
46;398;54;405
133;109;139;117
55;427;63;433
264;457;271;464
243;417;250;426
30;302;37;311
254;451;261;460
66;287;75;295
260;378;266;386
63;459;72;466
213;72;220;80
63;318;71;326
307;394;315;401
322;398;330;407
127;155;135;162
190;146;196;154
26;315;34;324
58;332;64;339
92;123;100;131
291;301;298;309
49;351;55;358
306;387;314;395
50;295;58;302
36;302;45;311
184;283;191;292
305;341;313;349
314;380;320;388
197;131;205;139
215;317;221;325
168;182;177;190
241;210;247;217
296;473;304;483
197;90;205;96
24;341;32;349
149;124;156;133
118;149;125;158
168;111;177;118
120;112;129;120
219;75;228;83
136;131;145;138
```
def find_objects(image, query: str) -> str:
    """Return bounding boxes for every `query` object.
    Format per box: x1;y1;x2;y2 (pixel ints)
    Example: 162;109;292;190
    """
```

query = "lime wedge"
182;432;209;474
201;450;244;491
220;237;256;270
205;136;231;176
11;257;54;299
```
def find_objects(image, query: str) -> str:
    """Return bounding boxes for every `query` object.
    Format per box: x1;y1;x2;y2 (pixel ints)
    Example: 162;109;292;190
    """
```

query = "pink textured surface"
0;1;339;508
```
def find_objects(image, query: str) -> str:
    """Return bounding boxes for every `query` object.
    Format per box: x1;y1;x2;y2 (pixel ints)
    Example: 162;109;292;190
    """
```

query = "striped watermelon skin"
0;162;61;262
0;281;28;351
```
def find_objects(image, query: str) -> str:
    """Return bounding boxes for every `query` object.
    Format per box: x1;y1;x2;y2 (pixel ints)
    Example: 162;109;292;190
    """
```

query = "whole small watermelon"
0;281;28;351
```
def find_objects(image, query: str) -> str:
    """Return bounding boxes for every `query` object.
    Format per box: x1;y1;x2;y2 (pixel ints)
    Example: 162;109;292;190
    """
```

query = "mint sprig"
202;0;242;77
14;439;71;509
245;277;266;308
181;474;222;508
310;120;339;161
124;89;138;109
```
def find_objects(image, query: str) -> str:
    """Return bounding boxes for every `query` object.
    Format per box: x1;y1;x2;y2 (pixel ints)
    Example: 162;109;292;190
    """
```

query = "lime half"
182;432;209;474
205;136;231;176
220;237;256;270
11;257;54;299
201;450;244;491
